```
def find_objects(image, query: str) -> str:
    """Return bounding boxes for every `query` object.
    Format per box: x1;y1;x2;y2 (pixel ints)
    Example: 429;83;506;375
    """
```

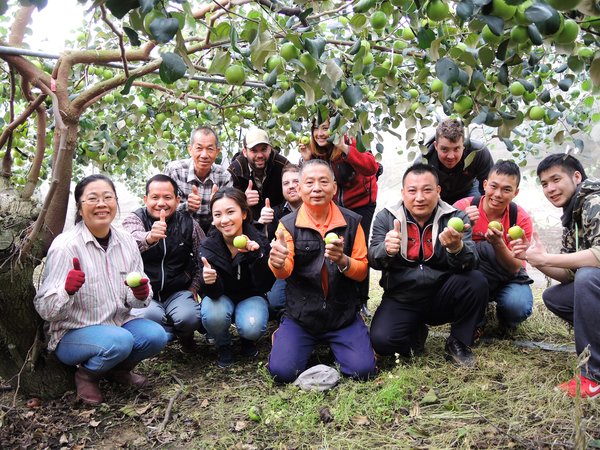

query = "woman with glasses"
34;174;168;405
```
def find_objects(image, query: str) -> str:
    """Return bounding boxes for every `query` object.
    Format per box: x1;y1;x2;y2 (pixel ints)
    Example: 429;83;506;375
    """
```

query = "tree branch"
99;5;129;79
255;0;308;26
0;94;46;152
8;6;35;46
21;102;47;200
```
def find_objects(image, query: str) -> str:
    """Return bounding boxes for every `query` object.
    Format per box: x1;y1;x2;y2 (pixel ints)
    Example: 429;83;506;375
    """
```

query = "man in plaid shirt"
164;126;233;233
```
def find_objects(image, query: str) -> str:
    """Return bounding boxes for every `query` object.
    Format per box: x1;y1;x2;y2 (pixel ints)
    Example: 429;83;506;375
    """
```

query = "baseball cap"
245;128;270;149
293;364;340;391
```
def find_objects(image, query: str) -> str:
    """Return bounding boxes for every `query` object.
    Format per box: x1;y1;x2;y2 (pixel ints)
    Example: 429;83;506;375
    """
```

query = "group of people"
34;118;600;405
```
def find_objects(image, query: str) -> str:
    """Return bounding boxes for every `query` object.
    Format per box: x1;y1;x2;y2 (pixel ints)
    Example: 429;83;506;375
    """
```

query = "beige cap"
245;128;270;148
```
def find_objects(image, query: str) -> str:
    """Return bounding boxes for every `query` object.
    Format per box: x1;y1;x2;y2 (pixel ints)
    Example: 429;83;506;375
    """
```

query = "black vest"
280;206;363;334
133;208;196;301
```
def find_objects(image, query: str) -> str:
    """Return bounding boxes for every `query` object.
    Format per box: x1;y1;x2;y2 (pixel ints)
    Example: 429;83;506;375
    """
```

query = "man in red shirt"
454;160;533;329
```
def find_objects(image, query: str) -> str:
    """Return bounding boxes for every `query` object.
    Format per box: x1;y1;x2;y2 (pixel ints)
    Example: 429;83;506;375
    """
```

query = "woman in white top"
34;174;168;404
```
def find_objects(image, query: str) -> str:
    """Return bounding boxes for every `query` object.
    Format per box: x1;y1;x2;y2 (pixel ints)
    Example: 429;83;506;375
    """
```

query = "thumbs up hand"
147;209;168;244
210;184;219;200
269;229;289;270
201;256;217;285
245;180;260;207
384;219;401;256
187;185;201;213
65;257;85;295
258;198;274;225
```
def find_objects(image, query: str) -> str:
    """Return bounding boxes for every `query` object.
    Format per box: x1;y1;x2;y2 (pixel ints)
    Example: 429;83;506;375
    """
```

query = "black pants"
543;267;600;382
351;203;376;305
370;271;488;357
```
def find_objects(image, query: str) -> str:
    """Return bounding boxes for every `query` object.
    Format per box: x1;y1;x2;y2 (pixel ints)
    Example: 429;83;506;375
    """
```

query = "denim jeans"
201;295;269;347
54;318;168;373
140;290;202;338
494;282;533;328
266;279;287;317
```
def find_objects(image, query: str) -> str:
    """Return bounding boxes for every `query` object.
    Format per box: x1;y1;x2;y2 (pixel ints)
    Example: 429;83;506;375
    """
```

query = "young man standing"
454;160;534;329
513;154;600;398
268;159;376;383
369;164;488;366
122;174;206;353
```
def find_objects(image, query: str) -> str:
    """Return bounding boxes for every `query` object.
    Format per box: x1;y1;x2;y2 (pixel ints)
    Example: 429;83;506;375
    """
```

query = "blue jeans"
495;283;533;328
141;290;201;338
201;295;269;347
54;318;168;373
267;279;287;316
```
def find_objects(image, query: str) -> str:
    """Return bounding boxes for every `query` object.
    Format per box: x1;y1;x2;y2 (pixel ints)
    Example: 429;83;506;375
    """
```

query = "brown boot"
106;361;148;388
75;367;104;405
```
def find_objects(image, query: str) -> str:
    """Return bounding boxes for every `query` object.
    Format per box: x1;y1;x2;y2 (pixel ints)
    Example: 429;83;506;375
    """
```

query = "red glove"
65;257;85;295
125;277;150;300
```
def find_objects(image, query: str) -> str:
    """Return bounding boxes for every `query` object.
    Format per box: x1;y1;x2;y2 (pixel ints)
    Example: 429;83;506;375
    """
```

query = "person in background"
418;118;493;205
454;160;534;331
228;127;290;219
122;174;206;353
164;126;232;233
268;159;376;383
199;187;274;368
34;174;168;405
302;116;380;315
513;154;600;398
368;164;487;367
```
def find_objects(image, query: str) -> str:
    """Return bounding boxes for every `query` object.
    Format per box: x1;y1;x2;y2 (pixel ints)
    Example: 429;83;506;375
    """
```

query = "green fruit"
508;225;524;239
577;47;594;58
156;113;167;124
103;69;114;80
370;11;388;29
393;40;408;50
482;25;503;44
98;154;108;163
104;93;115;103
188;79;199;89
510;26;529;44
523;90;536;102
233;235;248;249
225;64;246;85
546;0;581;11
280;42;299;61
509;81;525;96
426;0;450;22
514;1;533;25
301;136;310;145
430;79;443;94
448;217;465;232
488;221;503;231
453;95;473;116
408;88;419;98
126;272;143;288
299;53;318;72
392;53;404;66
363;51;375;66
528;106;545;120
402;26;416;40
248;406;262;422
555;19;579;44
491;0;517;20
266;55;285;74
324;232;339;244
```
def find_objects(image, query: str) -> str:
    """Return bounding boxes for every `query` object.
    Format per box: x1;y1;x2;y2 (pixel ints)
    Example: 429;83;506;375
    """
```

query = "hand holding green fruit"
233;235;248;249
324;231;345;264
508;225;524;240
447;217;465;232
488;221;503;231
124;272;149;300
125;271;143;288
324;232;339;245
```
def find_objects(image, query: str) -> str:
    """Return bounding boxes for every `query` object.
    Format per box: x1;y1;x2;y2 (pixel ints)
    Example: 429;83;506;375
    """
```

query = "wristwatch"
338;255;350;273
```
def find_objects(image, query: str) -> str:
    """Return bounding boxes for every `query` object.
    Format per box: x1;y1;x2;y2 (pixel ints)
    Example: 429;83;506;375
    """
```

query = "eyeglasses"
81;194;117;205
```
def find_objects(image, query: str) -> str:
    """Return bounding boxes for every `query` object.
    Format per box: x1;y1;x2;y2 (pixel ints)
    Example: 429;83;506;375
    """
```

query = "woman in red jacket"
301;118;380;312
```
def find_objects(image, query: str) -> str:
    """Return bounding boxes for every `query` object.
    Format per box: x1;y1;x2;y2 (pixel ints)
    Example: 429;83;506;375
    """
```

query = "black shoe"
240;338;259;358
444;336;475;367
413;324;429;356
178;334;198;354
217;345;234;368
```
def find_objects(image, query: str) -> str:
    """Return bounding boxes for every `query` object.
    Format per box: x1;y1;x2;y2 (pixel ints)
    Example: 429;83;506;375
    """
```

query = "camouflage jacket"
562;179;600;276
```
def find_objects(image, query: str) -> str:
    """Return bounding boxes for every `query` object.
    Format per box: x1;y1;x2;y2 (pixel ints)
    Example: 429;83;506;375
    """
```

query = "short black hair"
146;174;179;196
536;154;587;180
404;163;439;185
489;160;521;187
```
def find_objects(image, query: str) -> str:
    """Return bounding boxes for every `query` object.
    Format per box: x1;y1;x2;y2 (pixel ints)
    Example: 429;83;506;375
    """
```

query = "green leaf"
250;31;276;71
417;28;436;50
123;26;141;47
590;57;600;88
305;37;326;59
207;51;231;75
342;85;363;108
105;0;139;19
159;52;186;84
456;1;474;21
348;39;362;56
325;60;343;85
527;24;543;45
558;78;573;92
480;15;504;37
263;69;278;87
139;0;157;15
478;47;494;68
421;388;438;405
350;14;368;32
149;17;180;44
356;133;367;152
435;58;459;84
464;150;478;169
120;75;138;95
524;3;553;22
275;88;297;114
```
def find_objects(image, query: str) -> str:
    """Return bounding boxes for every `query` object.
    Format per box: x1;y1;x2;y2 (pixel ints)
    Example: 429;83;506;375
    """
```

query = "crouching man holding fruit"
368;164;488;367
34;175;168;405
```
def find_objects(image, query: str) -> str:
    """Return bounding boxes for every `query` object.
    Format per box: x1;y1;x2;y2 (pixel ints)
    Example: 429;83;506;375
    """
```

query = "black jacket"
280;206;363;334
227;150;289;219
199;222;274;302
133;208;196;302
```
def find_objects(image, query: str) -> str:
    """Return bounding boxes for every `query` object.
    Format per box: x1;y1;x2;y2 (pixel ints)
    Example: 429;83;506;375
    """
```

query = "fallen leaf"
89;419;101;427
59;433;68;444
351;415;370;426
319;407;334;423
200;399;209;408
234;420;248;432
78;409;96;418
421;388;438;405
410;401;420;417
135;404;152;415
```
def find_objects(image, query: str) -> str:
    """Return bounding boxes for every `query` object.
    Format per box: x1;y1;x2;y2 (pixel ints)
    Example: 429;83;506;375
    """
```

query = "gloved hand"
124;277;150;300
65;257;85;295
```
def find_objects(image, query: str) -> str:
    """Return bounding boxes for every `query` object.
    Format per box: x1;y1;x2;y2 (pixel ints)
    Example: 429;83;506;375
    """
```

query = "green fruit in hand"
508;225;524;239
233;235;248;249
225;64;246;86
509;81;525;96
528;106;545;120
324;232;339;244
300;136;310;145
488;221;503;231
248;406;262;422
426;0;450;22
370;11;388;30
126;272;143;288
447;217;465;232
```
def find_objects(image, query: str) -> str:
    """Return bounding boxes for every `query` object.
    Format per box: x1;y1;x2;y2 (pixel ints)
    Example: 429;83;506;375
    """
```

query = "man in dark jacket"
268;159;376;383
122;174;205;353
369;163;488;366
228;128;290;219
418;119;493;204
